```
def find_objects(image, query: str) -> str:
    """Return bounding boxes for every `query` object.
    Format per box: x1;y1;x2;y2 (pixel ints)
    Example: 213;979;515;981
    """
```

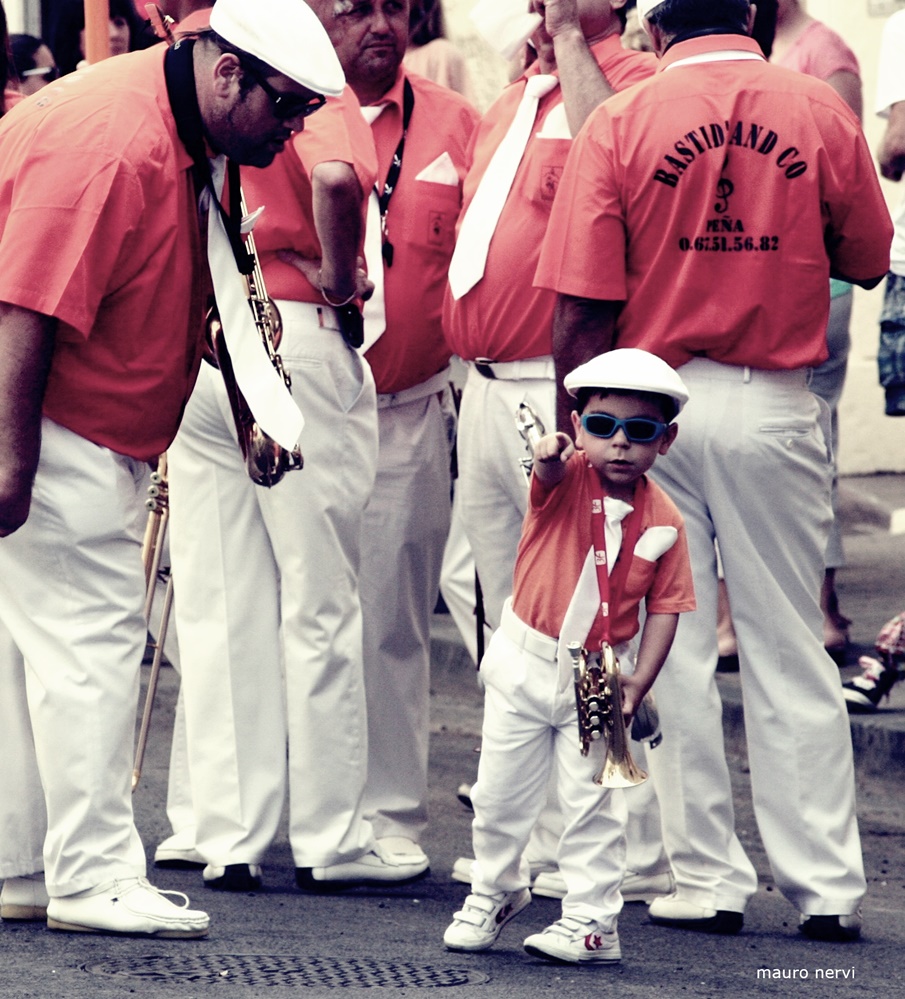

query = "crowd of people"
0;0;901;968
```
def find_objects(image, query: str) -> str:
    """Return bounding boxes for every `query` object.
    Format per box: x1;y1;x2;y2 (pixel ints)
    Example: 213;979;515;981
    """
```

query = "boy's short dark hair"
575;386;678;422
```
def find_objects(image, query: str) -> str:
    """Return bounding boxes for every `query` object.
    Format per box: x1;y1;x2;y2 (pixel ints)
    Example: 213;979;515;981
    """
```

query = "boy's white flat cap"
564;348;689;415
210;0;345;97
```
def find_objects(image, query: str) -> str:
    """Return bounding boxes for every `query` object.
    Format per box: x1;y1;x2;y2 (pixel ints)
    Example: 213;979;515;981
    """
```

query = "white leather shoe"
622;869;675;903
296;840;429;892
376;837;429;865
202;864;262;891
452;856;557;887
46;877;210;938
648;892;743;934
154;834;205;869
1;874;50;921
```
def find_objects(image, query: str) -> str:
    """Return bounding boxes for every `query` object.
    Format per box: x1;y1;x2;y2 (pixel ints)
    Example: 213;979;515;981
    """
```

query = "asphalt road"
1;486;904;998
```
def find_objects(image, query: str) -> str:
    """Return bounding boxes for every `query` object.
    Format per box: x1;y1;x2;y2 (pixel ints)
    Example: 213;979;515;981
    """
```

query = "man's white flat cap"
564;349;689;415
210;0;345;97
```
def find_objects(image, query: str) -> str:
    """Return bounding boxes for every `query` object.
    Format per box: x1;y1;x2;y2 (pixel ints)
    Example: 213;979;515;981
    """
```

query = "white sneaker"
46;877;209;938
443;889;531;951
1;874;50;921
524;916;621;964
295;840;429;892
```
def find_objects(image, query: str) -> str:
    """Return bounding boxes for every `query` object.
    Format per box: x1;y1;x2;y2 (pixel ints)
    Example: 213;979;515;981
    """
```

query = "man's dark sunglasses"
581;412;670;444
243;65;326;121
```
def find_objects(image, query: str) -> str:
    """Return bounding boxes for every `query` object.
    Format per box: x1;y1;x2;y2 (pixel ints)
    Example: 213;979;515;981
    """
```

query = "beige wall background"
442;0;905;473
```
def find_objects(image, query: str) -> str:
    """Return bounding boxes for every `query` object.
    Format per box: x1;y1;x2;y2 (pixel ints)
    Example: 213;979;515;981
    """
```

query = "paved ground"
1;475;904;998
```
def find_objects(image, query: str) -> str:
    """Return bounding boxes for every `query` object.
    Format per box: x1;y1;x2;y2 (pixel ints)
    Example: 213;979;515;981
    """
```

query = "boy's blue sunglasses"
580;412;670;443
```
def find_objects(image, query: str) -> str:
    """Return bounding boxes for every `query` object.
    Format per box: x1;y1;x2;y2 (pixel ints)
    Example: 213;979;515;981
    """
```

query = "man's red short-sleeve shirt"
0;47;205;460
536;36;891;370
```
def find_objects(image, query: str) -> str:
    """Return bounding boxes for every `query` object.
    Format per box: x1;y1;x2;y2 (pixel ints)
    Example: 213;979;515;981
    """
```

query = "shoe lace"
116;877;192;909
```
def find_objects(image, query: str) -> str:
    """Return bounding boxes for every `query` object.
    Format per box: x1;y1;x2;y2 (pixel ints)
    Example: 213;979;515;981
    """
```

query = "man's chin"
238;145;282;169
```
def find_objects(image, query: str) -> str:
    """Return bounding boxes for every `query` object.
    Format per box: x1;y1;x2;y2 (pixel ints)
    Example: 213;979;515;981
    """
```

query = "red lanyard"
586;474;647;651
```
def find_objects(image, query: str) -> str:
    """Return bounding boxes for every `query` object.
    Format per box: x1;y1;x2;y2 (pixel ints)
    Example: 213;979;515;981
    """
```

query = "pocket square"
415;151;459;186
634;526;678;562
536;104;571;140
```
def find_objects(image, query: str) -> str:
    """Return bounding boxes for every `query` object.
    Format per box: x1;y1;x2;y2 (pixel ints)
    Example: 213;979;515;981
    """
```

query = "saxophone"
208;196;304;487
567;641;647;788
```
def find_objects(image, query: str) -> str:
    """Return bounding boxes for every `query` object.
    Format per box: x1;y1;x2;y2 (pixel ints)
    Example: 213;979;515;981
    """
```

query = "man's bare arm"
534;0;617;137
0;304;56;536
552;293;618;433
311;160;368;300
879;100;905;183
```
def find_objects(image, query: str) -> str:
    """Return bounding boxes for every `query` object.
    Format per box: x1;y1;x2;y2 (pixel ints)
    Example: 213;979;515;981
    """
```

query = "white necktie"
360;103;388;352
203;159;304;450
447;74;559;300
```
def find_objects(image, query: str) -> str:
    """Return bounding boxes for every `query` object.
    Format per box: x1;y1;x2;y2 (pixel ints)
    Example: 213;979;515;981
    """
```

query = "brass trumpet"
516;401;546;478
567;641;647;788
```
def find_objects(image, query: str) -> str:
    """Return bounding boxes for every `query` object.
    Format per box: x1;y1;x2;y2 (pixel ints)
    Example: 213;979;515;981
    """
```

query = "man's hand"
277;251;374;303
0;475;34;537
533;0;582;40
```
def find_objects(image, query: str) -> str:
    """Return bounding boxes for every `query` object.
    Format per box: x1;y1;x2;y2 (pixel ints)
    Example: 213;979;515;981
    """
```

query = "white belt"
377;367;451;410
500;598;558;663
275;299;342;334
679;357;809;387
469;356;554;381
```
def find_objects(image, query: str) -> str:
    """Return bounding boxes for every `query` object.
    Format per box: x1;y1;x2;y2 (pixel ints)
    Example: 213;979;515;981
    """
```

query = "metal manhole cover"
83;954;490;988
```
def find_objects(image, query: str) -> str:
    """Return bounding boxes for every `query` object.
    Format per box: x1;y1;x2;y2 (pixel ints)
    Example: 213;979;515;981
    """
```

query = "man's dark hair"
409;0;444;49
195;27;274;96
750;0;778;58
10;34;45;82
574;387;678;423
646;0;751;38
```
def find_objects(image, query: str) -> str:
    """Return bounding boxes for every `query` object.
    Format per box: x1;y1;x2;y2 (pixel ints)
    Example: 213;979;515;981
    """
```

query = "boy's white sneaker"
524;916;621;964
443;888;531;951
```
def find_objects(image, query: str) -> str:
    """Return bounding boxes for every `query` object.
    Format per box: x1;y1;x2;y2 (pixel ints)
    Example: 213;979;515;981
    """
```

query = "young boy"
443;349;695;964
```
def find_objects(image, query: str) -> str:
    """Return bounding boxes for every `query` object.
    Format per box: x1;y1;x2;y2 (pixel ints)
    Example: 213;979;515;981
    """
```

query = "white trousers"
168;304;378;868
456;362;555;631
0;419;148;895
470;602;626;929
647;359;865;916
360;376;452;841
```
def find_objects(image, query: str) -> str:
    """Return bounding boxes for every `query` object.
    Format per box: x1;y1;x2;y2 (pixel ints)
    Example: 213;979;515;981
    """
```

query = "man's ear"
211;51;243;99
658;422;679;456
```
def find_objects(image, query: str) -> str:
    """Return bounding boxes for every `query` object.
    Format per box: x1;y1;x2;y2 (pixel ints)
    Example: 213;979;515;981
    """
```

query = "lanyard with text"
586;475;647;652
376;78;414;267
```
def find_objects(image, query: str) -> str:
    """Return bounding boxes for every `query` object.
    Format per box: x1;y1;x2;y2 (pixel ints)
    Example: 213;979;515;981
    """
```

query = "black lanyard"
375;78;414;268
164;38;252;276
